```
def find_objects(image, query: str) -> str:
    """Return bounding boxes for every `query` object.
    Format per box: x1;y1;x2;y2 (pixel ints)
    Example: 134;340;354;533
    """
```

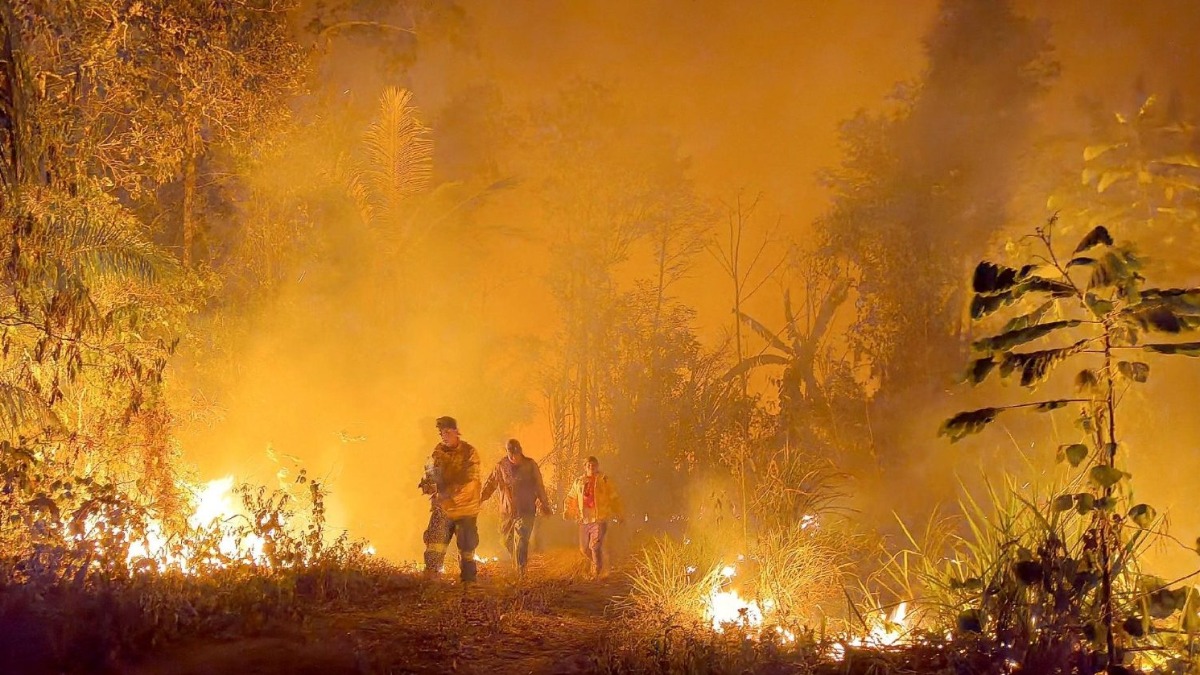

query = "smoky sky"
173;0;1200;568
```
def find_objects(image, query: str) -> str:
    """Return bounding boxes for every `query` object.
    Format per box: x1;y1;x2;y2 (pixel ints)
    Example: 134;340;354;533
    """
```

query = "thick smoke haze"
163;0;1200;571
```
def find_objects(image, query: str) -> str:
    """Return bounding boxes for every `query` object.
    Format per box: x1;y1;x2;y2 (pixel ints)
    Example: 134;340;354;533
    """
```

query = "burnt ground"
126;553;629;675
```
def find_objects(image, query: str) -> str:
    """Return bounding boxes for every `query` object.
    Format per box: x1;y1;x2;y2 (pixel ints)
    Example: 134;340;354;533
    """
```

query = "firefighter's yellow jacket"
564;472;623;523
430;441;481;519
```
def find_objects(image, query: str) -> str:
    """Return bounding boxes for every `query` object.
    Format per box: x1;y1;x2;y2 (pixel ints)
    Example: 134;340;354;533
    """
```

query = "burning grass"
0;443;398;673
609;471;1200;674
619;518;855;654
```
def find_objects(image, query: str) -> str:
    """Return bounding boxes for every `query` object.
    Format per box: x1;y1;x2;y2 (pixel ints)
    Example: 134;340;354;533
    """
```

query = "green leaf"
1140;288;1200;314
940;408;999;443
964;356;997;385
1088;250;1137;291
1124;306;1200;334
1033;400;1071;412
1020;277;1076;298
1117;361;1150;383
1144;342;1200;357
1061;443;1089;467
972;320;1082;353
1110;324;1139;346
999;340;1090;388
970;291;1016;320
1074;226;1114;254
1075;493;1095;515
1128;504;1157;528
1075;369;1100;393
1084;293;1114;317
972;262;1033;294
1001;301;1054;333
1051;494;1075;512
1089;465;1126;489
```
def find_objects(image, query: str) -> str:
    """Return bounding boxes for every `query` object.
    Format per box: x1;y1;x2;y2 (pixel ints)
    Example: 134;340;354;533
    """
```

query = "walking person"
481;438;553;575
564;455;623;578
418;416;482;584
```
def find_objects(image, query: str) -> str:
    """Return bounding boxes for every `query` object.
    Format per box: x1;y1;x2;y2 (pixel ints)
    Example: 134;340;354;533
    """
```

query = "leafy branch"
941;217;1200;666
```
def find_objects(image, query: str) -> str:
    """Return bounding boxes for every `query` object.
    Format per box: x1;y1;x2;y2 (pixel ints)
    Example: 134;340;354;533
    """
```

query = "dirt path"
129;559;628;675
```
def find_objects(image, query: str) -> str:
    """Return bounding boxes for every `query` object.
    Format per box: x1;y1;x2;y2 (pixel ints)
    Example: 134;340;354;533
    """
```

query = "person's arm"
533;462;553;516
605;476;625;521
420;451;440;495
563;478;580;521
418;459;436;495
481;461;499;502
462;446;482;503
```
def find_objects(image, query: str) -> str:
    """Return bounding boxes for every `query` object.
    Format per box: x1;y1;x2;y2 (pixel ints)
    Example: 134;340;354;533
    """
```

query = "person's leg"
593;522;609;576
585;522;602;576
529;516;541;554
499;515;517;561
456;516;480;583
514;514;534;572
422;508;451;577
578;523;589;561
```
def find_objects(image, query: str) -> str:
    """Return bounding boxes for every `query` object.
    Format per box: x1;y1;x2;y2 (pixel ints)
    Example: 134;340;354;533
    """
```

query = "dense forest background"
4;0;1199;584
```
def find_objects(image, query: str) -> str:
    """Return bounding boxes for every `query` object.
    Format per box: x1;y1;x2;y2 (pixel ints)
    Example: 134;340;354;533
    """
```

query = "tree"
726;257;853;445
0;0;305;265
524;82;694;499
1048;93;1200;279
943;218;1200;667
0;1;219;512
817;0;1056;468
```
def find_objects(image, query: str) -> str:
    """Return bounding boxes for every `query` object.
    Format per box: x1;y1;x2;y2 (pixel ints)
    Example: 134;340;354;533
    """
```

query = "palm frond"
19;185;178;285
359;87;433;228
54;220;177;285
723;353;790;381
736;311;791;355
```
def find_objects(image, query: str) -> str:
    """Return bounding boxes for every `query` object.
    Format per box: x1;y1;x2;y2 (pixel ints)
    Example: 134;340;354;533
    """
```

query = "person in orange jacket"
563;455;623;578
418;416;481;583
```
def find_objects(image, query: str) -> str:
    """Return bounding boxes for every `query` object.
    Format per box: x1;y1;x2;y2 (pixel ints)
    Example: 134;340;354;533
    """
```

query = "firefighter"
563;455;623;578
481;438;553;575
418;416;482;583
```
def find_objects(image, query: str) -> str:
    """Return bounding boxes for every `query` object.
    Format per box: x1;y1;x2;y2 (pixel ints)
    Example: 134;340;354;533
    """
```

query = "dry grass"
753;522;849;631
621;535;723;629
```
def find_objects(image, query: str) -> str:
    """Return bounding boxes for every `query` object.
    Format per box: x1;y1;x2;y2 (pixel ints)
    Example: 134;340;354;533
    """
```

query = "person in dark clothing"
418;416;482;583
481;438;553;574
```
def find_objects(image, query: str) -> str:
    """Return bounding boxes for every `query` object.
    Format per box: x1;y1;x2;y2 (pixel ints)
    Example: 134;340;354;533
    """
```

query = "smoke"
161;0;1200;573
